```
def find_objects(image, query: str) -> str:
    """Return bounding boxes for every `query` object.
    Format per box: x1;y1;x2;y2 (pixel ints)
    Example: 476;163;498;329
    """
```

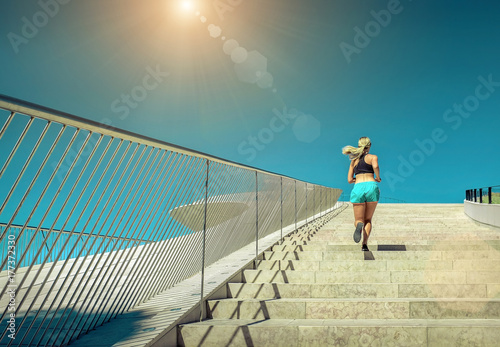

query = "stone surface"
179;204;500;346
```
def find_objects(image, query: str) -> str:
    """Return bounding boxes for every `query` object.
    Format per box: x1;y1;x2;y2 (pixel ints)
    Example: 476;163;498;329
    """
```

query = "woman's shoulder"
365;154;378;163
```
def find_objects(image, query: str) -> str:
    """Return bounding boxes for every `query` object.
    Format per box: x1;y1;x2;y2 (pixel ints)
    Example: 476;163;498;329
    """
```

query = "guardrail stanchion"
255;171;258;266
294;180;297;230
320;186;322;217
314;185;316;219
305;183;308;224
466;186;500;204
280;177;283;244
200;159;209;321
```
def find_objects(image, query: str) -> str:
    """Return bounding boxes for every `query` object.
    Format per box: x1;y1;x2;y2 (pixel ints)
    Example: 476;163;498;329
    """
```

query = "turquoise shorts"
350;181;380;203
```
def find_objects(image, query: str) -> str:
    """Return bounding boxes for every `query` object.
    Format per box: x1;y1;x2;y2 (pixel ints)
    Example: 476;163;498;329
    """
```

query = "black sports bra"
354;154;374;175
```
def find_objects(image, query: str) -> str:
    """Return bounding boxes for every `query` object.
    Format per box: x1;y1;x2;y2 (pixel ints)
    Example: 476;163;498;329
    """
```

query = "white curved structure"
464;199;500;228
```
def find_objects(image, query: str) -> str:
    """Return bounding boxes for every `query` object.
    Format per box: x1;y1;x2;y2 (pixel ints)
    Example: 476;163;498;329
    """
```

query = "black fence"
465;185;500;204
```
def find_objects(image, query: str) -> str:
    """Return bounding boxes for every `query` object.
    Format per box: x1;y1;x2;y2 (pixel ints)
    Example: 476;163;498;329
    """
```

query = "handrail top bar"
0;94;326;186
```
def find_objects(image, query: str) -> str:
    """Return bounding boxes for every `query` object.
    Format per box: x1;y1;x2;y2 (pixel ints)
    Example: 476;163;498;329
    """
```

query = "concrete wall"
464;200;500;228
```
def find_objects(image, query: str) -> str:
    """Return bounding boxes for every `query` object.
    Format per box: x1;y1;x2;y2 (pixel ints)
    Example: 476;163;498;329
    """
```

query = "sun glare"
181;1;193;11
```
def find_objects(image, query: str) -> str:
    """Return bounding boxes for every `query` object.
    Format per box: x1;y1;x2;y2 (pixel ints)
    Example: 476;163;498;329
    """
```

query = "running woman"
342;137;381;251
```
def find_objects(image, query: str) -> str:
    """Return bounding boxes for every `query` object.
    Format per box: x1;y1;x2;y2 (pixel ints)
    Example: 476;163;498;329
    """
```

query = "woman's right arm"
371;155;381;182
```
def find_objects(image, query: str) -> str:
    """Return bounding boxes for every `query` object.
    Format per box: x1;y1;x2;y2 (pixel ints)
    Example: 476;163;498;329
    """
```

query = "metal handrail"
465;185;500;204
0;94;302;180
0;223;149;241
0;95;343;346
0;224;149;270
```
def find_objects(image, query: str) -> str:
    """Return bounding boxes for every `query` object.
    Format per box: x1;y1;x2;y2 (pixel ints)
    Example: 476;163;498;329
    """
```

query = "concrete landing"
179;204;500;346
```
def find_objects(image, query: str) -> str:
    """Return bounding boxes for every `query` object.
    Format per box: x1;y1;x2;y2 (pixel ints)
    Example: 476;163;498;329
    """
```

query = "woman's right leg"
353;203;365;243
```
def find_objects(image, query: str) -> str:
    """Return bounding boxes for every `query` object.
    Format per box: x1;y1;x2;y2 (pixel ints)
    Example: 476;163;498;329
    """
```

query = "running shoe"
353;222;363;243
362;244;369;252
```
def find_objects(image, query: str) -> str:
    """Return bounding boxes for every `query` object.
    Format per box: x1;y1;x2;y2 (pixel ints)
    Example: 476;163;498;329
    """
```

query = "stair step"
280;240;500;246
243;269;392;283
241;269;500;284
292;235;500;241
227;283;499;299
178;318;500;347
273;243;498;252
263;250;500;261
256;259;460;271
208;298;500;319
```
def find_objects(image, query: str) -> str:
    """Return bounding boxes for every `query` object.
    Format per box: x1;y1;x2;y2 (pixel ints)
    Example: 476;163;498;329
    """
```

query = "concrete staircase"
178;204;500;346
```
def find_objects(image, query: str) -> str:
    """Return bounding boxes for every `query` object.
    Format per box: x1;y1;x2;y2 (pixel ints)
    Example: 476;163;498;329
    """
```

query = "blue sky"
1;0;500;203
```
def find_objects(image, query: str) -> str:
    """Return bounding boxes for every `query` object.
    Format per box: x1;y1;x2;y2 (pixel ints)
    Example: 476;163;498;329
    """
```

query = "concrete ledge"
464;200;500;228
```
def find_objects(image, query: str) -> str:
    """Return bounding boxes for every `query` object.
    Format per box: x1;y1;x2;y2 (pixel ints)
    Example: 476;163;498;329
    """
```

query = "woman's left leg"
353;203;365;227
363;201;378;245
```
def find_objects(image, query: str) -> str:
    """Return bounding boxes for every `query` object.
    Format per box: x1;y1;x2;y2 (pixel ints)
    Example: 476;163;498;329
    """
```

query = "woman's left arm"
347;161;356;184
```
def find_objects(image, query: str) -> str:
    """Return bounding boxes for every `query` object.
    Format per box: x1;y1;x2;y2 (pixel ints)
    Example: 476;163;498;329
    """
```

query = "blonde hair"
342;137;371;161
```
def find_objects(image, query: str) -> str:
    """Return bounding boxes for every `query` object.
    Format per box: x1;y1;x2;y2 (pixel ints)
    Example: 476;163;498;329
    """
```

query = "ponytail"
342;137;371;161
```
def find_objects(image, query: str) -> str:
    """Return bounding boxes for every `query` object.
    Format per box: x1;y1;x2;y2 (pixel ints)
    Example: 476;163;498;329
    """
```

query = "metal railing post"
314;185;316;218
200;159;209;321
305;183;308;223
280;177;283;244
489;187;492;204
294;180;297;230
255;171;258;264
479;188;483;203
